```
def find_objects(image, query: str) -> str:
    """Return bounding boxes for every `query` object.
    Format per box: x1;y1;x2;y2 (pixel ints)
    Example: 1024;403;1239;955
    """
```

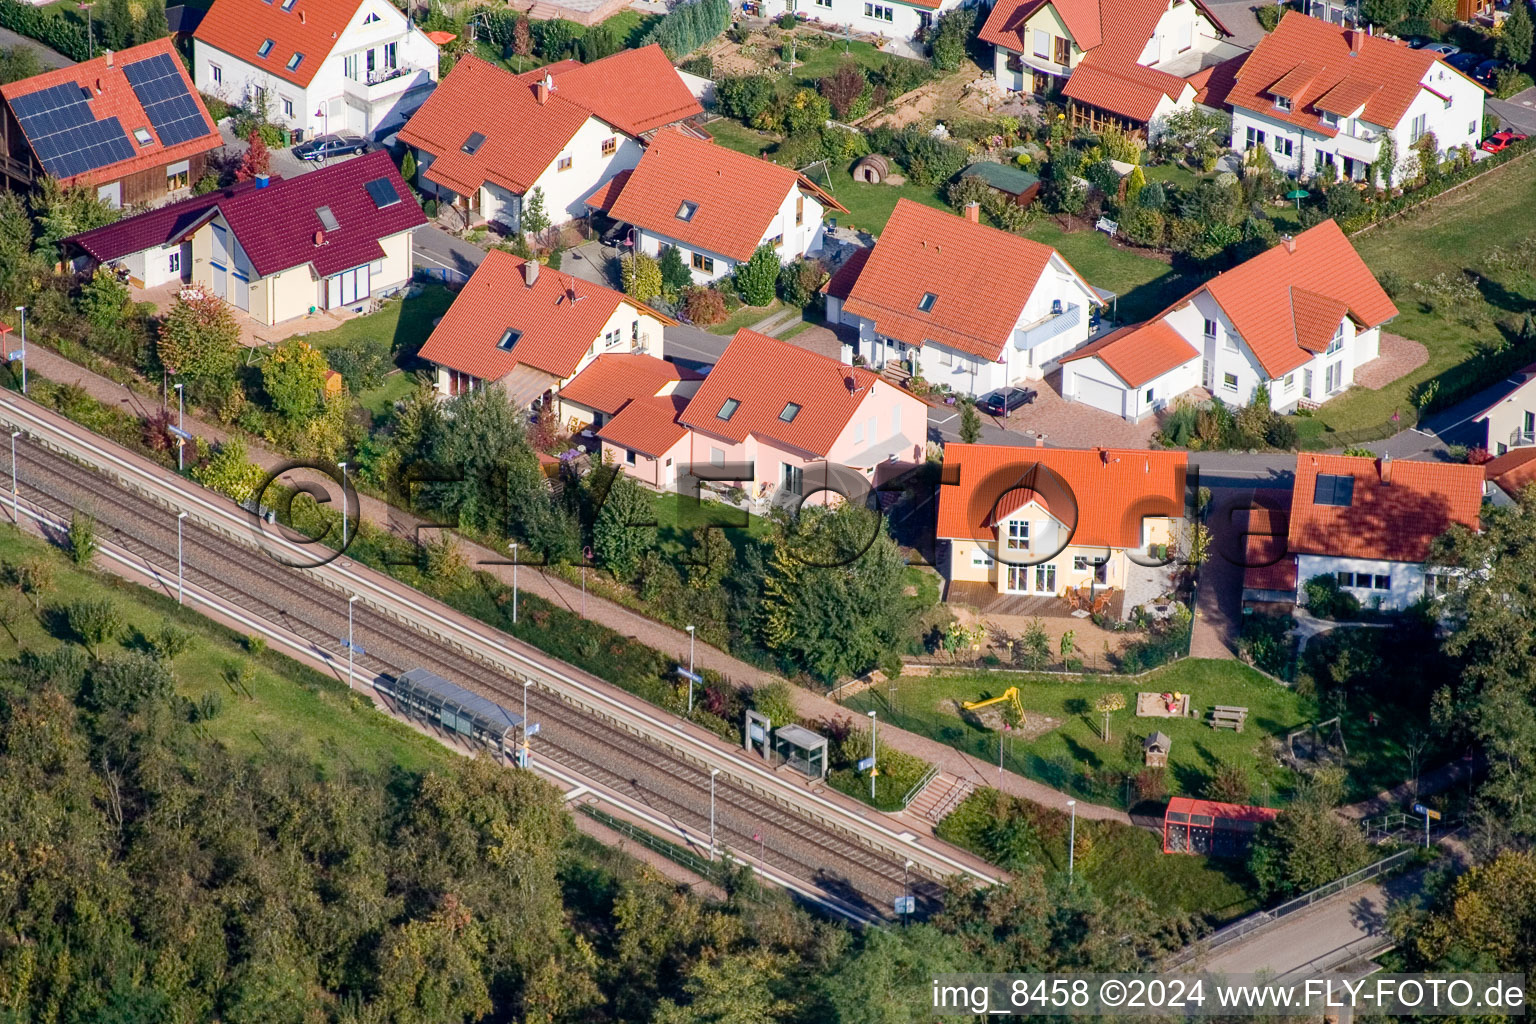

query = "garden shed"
1162;797;1277;857
852;155;890;184
959;161;1041;207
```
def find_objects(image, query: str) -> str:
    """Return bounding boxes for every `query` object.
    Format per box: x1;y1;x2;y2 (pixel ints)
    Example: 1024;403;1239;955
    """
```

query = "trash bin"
280;128;292;146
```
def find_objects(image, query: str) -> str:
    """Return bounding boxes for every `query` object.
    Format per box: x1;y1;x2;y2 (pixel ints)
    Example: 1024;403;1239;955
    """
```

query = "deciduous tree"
156;288;242;402
261;338;329;420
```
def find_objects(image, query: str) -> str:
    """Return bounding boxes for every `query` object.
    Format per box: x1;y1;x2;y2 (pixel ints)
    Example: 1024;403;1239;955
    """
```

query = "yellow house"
179;151;424;326
937;443;1187;612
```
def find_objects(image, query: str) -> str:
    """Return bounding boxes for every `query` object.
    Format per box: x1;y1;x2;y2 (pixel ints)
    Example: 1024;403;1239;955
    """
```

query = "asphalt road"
412;223;489;282
0;26;72;69
1488;87;1536;136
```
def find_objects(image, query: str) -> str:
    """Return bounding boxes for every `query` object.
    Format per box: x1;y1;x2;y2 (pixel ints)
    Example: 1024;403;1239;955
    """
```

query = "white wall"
524;116;646;224
1297;553;1426;611
758;0;968;44
1061;352;1201;422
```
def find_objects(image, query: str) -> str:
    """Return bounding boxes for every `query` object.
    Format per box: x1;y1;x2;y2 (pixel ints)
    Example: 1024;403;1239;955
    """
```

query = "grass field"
305;283;456;359
810;161;951;235
705;119;780;157
0;529;450;775
1026;219;1187;324
653;492;771;560
1317;155;1536;433
846;660;1309;808
706;298;784;336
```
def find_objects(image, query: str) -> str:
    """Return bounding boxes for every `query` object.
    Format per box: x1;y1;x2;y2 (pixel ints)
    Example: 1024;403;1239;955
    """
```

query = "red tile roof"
607;129;845;263
545;45;703;138
1165;796;1278;825
822;246;871;301
400;55;592;198
1058;319;1198;388
1485;447;1536;499
1288;454;1483;563
936;443;1188;548
1175;219;1397;378
185;150;423;278
1240;500;1296;593
418;250;674;382
0;38;220;188
585;169;633;213
839;198;1094;362
63;177;276;262
678;329;888;458
598;393;691;457
193;0;379;89
1189;51;1249;110
559;352;700;415
1230;12;1478;134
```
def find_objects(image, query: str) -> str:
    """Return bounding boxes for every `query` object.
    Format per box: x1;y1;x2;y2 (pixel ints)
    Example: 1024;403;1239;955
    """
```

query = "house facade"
1058;319;1201;422
1229;13;1485;185
601;129;844;285
0;39;222;208
400;47;703;229
193;0;439;140
755;0;967;45
936;444;1187;608
1467;362;1536;455
978;0;1248;134
417;249;676;410
179;152;423;325
831;198;1103;398
1244;454;1484;612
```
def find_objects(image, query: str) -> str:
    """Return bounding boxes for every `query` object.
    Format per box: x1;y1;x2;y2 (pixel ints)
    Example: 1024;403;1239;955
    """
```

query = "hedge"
638;0;729;58
0;0;89;62
1337;139;1536;235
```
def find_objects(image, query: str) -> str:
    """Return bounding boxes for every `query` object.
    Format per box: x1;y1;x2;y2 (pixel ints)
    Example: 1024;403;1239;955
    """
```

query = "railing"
579;804;763;899
900;763;941;809
1510;429;1536;448
342;64;430;100
1163;847;1417;967
1013;303;1081;351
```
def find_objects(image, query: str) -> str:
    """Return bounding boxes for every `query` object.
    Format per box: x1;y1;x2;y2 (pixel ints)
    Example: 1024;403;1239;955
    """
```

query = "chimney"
964;201;979;224
1034;433;1045;448
1380;452;1393;485
1281;234;1296;254
255;173;270;188
1347;28;1361;55
103;48;114;68
523;260;539;287
533;80;548;105
314;229;324;246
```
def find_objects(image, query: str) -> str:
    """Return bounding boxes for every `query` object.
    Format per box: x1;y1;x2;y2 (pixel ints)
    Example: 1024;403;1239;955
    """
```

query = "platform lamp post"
686;624;696;712
176;511;187;605
9;430;18;526
174;382;185;471
1066;799;1077;882
509;541;518;625
709;767;720;861
903;858;913;926
338;461;348;546
522;678;533;769
868;709;878;801
347;594;359;690
80;2;93;59
13;306;27;395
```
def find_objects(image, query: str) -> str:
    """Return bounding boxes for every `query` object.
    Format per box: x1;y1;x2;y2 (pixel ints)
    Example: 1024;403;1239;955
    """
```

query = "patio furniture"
1210;705;1249;732
1091;591;1113;615
1065;588;1082;611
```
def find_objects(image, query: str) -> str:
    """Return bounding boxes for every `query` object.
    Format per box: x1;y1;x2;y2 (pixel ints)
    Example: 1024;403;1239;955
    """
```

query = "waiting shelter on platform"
388;667;523;756
772;723;828;781
1162;797;1277;857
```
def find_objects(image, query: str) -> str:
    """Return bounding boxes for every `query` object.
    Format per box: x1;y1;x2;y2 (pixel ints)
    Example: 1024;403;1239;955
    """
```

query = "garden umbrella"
1286;188;1309;211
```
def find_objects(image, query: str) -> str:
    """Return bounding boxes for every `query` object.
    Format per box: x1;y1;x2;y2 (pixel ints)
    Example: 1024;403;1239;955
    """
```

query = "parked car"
978;387;1034;417
294;131;371;162
1422;42;1459;55
1445;51;1484;74
1481;130;1528;153
1403;35;1431;48
1473;58;1510;85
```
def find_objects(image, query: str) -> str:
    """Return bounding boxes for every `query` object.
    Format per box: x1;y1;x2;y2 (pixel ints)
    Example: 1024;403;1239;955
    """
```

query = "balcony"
1509;429;1536;449
1012;302;1082;351
1330;127;1381;164
341;64;433;104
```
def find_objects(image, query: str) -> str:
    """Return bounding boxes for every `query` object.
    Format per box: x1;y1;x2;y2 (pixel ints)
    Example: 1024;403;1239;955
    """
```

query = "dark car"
1473;58;1509;85
1403;35;1431;48
1445;51;1483;74
978;387;1034;417
293;131;370;161
1481;130;1528;153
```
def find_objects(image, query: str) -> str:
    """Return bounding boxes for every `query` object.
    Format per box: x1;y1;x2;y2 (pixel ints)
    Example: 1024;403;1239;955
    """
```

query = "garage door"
1073;373;1126;419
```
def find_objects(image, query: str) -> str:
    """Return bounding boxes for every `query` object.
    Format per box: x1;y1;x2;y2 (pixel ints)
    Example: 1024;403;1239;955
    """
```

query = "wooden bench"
1210;705;1249;733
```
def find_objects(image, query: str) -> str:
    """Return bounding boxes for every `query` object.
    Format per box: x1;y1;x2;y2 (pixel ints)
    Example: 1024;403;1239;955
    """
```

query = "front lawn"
705;298;785;336
306;282;456;359
1316;155;1536;433
846;659;1308;808
653;492;771;560
1025;219;1189;324
813;161;951;235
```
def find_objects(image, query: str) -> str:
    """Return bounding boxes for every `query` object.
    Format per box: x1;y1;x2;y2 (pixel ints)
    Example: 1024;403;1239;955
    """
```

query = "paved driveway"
0;26;71;69
1489;87;1536;136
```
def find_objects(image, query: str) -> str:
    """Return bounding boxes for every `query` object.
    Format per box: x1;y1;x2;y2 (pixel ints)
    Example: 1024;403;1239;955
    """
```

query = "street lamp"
173;382;185;471
522;678;533;769
686;624;696;712
903;858;913;925
176;511;188;605
868;709;878;800
80;2;93;59
338;461;349;547
1066;799;1077;882
9;430;18;525
709;767;720;861
347;594;359;689
509;541;518;625
13;307;26;396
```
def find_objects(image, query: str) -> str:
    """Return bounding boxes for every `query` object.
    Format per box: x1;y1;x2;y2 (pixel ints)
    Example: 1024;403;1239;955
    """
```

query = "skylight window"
257;38;274;58
133;127;153;146
717;398;740;421
779;402;801;423
497;328;522;351
918;292;937;312
286;52;304;71
676;200;698;222
281;0;298;10
1313;473;1355;507
461;131;486;155
364;177;400;209
316;206;340;231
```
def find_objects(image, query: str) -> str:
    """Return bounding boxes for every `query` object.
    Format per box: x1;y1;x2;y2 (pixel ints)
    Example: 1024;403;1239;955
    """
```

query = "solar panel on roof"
14;81;135;178
123;53;210;147
461;131;485;154
363;176;399;209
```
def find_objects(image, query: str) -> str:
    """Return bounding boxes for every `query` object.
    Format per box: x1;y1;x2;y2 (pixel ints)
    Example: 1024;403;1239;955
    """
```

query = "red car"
1481;131;1529;153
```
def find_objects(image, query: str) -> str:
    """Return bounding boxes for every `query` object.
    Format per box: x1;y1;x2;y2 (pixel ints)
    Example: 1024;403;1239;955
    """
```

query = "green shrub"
717;74;779;122
733;245;780;306
778;258;826;307
422;198;438;218
929;7;974;71
1256;2;1288;32
1302;574;1360;620
750;681;798;728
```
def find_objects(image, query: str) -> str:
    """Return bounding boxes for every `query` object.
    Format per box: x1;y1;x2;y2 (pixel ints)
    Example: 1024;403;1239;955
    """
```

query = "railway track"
4;402;1000;921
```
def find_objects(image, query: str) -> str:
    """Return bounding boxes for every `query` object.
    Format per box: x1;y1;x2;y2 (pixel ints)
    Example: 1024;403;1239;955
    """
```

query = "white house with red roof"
193;0;439;140
1062;219;1397;420
936;443;1187;610
399;48;703;229
1;39;222;207
1229;12;1485;185
1242;454;1483;611
978;0;1248;134
753;0;965;47
1466;362;1536;456
174;150;424;324
416;249;677;410
597;130;846;285
830;198;1103;398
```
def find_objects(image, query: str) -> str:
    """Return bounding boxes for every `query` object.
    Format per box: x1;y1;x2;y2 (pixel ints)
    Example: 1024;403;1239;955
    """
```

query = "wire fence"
579;804;763;898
